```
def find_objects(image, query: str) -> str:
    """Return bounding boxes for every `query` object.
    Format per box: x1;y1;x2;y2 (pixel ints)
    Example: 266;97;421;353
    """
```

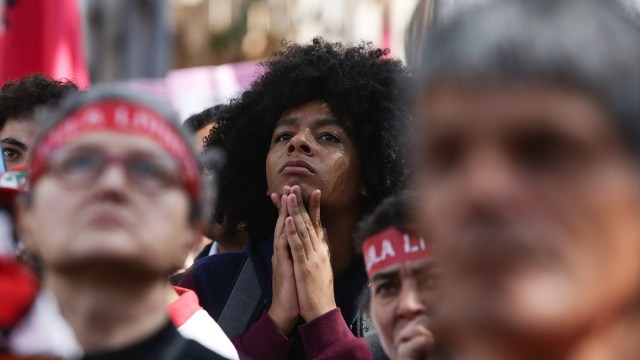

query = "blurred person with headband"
355;192;437;360
16;86;235;359
414;0;640;358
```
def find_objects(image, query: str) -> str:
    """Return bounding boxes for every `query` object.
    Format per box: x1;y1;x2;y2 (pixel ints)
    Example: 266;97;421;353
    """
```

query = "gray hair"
418;0;640;155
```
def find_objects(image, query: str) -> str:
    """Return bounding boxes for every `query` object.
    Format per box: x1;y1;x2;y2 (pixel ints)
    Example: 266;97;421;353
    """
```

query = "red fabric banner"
0;0;89;87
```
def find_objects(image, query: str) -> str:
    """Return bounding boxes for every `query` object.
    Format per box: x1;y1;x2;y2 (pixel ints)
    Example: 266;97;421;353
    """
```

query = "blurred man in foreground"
356;193;437;360
16;87;231;359
415;0;640;358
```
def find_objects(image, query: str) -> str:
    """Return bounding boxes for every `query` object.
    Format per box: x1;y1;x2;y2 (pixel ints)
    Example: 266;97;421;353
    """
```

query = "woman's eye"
3;147;22;161
318;133;339;142
275;133;293;143
373;281;398;296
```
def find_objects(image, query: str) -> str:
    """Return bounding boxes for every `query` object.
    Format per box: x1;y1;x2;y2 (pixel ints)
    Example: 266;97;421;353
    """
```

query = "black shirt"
82;321;229;360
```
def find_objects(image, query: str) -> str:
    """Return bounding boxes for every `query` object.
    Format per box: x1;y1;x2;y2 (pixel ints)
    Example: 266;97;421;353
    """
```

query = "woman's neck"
46;270;169;354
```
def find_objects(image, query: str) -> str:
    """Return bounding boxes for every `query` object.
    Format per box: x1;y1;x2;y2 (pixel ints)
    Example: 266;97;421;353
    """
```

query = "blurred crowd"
2;0;640;359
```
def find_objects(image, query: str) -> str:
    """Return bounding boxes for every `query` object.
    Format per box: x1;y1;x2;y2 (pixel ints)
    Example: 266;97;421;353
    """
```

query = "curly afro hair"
182;104;227;133
208;37;410;240
0;74;79;131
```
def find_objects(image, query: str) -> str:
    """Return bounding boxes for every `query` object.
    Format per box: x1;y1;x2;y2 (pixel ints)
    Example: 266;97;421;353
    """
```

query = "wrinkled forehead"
417;81;617;142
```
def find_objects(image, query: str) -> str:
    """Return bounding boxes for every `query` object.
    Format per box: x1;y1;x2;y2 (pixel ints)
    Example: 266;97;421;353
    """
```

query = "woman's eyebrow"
371;269;399;282
1;137;28;150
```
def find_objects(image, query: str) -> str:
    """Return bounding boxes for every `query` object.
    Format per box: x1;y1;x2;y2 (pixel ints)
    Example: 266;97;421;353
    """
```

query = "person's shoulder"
180;338;234;360
180;251;249;319
190;251;248;278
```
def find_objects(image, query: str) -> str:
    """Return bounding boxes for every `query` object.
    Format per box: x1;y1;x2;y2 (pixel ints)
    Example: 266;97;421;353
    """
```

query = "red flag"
0;0;89;87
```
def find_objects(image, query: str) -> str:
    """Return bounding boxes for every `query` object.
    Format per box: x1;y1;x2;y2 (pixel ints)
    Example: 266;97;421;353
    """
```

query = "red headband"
362;227;435;279
30;100;200;200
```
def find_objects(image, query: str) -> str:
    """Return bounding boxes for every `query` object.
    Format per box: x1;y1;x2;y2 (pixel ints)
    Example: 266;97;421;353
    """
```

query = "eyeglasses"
47;148;183;194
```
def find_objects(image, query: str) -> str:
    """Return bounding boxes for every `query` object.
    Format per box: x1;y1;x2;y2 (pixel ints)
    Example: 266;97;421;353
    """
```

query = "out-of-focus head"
210;37;409;239
17;86;207;277
415;0;640;347
182;104;227;154
356;192;437;360
0;74;79;168
405;0;495;70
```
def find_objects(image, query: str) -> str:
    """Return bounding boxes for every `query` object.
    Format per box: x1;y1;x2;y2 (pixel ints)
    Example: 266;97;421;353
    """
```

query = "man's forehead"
59;131;172;156
274;116;343;128
1;117;39;133
420;82;614;139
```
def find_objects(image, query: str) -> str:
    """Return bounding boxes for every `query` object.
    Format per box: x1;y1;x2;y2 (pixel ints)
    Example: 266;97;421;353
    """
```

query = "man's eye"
130;161;164;178
128;158;176;185
318;133;339;142
61;154;100;174
3;147;22;161
425;135;464;174
508;129;590;175
274;133;293;143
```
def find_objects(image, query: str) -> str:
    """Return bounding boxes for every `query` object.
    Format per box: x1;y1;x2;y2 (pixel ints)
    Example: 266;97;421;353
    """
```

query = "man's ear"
14;193;39;258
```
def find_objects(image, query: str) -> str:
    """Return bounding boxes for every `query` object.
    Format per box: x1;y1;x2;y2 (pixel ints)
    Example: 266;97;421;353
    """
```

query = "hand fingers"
270;184;292;209
309;190;322;237
291;186;316;236
285;216;308;262
271;192;281;209
273;195;288;254
287;193;313;255
292;185;321;251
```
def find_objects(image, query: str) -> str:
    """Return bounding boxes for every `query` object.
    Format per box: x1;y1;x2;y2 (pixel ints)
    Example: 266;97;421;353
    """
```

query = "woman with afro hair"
180;37;409;359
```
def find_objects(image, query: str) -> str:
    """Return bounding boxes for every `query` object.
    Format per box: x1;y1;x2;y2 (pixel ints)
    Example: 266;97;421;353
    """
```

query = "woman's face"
265;100;363;212
370;259;437;360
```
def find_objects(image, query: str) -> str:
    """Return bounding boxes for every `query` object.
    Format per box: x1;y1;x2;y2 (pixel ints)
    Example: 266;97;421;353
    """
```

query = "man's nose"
463;148;520;208
287;133;313;154
95;162;129;190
